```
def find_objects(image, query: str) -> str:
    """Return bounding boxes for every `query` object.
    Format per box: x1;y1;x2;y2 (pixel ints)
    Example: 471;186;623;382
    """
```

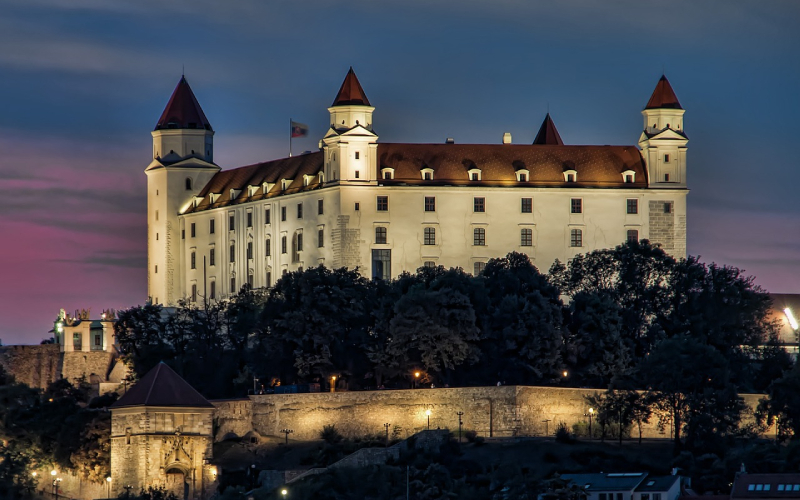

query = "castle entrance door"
165;468;189;500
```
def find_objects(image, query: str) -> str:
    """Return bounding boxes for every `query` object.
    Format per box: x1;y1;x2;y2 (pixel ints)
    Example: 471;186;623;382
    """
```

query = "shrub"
464;430;478;442
320;424;343;444
555;422;574;444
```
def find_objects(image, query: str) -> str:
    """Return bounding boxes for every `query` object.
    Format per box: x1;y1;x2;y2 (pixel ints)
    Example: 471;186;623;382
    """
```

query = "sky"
0;0;798;344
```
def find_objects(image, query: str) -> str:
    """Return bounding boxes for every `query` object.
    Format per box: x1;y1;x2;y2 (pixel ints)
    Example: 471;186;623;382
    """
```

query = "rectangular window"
281;206;287;221
627;199;639;214
210;281;216;300
210;219;215;234
354;170;360;179
567;173;575;182
570;228;583;247
355;151;360;160
664;154;670;163
521;228;532;246
424;197;436;212
73;332;81;351
266;239;271;257
230;277;236;293
571;198;582;214
182;229;185;239
473;261;485;276
521;198;532;213
318;199;324;215
375;226;387;244
209;248;215;266
297;203;303;219
247;242;253;260
519;173;527;182
473;227;485;246
627;229;639;244
318;228;324;247
191;251;196;269
384;171;391;180
664;173;670;182
247;212;253;227
664;202;673;214
625;174;633;183
424;172;432;180
191;223;196;238
229;244;235;263
297;232;303;252
265;208;271;224
474;197;485;212
355;202;360;211
281;236;287;254
471;172;479;181
156;233;159;240
155;265;158;273
191;284;197;303
229;215;235;231
377;196;388;211
94;334;102;347
371;249;391;280
423;227;436;245
424;261;436;268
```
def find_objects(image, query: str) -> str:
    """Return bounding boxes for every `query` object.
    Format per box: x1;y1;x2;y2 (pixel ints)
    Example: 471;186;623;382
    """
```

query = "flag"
291;121;309;138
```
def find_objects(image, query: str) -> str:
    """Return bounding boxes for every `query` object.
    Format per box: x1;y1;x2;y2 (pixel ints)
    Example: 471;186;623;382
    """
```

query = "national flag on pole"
291;121;309;138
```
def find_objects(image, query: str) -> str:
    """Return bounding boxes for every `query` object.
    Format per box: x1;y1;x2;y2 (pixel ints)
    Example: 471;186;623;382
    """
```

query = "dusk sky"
0;1;798;344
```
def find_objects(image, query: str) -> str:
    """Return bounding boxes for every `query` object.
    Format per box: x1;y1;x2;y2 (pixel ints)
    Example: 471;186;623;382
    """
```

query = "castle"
146;69;689;306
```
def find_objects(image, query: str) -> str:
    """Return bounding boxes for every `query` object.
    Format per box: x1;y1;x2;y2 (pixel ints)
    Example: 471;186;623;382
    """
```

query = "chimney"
502;132;512;144
445;138;455;144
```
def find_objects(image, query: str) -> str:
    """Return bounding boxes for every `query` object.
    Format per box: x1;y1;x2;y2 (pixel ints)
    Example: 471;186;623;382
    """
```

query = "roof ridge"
144;362;162;405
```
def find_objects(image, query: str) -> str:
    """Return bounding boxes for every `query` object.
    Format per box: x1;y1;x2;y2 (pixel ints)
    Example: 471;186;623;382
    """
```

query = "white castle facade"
146;69;688;306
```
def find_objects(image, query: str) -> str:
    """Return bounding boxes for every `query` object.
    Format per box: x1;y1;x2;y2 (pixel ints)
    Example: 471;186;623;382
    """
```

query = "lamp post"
542;419;551;436
281;488;288;498
414;371;420;389
588;408;594;438
330;375;336;393
384;423;390;445
426;409;431;430
457;411;464;443
106;476;111;499
280;428;294;445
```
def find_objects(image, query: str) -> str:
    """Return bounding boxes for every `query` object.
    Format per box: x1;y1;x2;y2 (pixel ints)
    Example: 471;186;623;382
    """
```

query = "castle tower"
638;75;688;187
322;67;379;184
533;113;564;145
110;363;217;500
146;77;220;305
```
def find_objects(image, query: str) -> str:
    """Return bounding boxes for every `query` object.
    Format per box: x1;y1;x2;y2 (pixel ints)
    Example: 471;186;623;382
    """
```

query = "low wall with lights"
214;386;766;442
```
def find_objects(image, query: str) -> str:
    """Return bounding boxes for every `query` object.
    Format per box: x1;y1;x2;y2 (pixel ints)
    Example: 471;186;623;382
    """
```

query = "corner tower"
146;77;220;306
638;75;688;187
322;67;379;184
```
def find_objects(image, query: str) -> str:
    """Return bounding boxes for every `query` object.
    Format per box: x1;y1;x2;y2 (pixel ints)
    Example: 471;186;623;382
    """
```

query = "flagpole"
289;118;293;158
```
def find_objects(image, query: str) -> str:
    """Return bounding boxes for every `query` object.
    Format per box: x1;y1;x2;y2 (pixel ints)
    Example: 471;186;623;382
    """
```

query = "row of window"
382;168;637;184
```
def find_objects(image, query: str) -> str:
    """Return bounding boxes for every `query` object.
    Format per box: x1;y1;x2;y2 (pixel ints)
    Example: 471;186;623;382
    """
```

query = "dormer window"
262;182;273;194
229;188;241;200
303;174;314;187
210;193;220;204
621;170;636;184
318;171;325;184
381;168;395;180
281;179;293;191
516;169;530;182
468;168;482;181
185;178;192;190
563;170;577;183
421;168;434;181
248;186;258;197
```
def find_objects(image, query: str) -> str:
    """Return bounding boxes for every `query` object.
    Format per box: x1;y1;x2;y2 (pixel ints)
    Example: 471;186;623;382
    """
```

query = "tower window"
626;199;639;215
297;203;303;219
155;265;158;274
191;284;197;303
229;244;235;262
155;210;158;221
185;178;192;190
473;227;486;246
355;152;360;160
209;248;215;266
664;202;674;214
375;226;387;244
627;229;639;244
570;229;583;247
191;251;196;269
318;228;324;247
229;214;235;231
191;223;196;238
664;154;670;163
377;196;388;211
247;242;253;260
423;227;436;245
318;199;324;215
664;174;671;182
371;249;391;281
182;229;185;239
521;198;532;213
424;261;435;268
265;272;271;288
521;228;533;246
424;197;436;212
266;238;271;257
265;208;271;224
281;236;287;254
570;198;582;214
230;277;236;293
281;206;287;221
210;219;215;234
210;281;216;300
355;170;360;179
355;202;360;211
297;232;303;252
474;197;485;213
247;212;253;227
156;233;159;241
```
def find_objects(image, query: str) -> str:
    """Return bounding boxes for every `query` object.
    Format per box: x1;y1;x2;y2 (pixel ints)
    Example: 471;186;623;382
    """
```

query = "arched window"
185;178;192;190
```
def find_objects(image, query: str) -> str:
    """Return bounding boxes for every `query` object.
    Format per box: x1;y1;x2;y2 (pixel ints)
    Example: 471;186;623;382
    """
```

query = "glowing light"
562;370;568;377
426;409;431;416
281;488;288;497
785;308;799;330
51;470;57;477
414;371;420;378
106;477;112;483
32;472;37;477
589;408;594;414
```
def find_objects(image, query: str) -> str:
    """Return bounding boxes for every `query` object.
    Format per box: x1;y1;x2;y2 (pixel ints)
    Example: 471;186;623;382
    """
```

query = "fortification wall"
215;386;767;442
0;344;61;389
61;350;114;384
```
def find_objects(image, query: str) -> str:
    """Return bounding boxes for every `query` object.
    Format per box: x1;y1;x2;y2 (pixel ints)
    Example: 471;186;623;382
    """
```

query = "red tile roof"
185;143;647;213
332;67;371;106
155;76;213;131
110;362;213;408
646;75;682;110
533;113;564;145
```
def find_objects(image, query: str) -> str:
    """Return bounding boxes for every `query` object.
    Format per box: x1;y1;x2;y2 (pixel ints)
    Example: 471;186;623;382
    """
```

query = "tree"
756;364;800;440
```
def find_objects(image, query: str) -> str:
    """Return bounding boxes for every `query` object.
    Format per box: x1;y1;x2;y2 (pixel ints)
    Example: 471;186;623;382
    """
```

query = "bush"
555;422;574;444
464;430;478;442
320;424;343;444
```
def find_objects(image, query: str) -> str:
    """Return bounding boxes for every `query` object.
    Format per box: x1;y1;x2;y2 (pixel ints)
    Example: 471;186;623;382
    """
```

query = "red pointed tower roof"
332;67;371;106
154;76;213;131
110;362;213;409
533;113;564;145
645;75;682;110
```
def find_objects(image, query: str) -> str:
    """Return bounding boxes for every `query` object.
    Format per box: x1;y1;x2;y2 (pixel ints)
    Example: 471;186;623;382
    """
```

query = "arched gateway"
109;363;217;499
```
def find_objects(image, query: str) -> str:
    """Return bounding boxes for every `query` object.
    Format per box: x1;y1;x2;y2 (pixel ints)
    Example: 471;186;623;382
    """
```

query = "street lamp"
106;477;112;499
426;409;431;430
281;488;288;498
588;408;594;438
280;428;294;445
457;411;464;443
330;375;336;393
384;423;391;445
414;371;420;389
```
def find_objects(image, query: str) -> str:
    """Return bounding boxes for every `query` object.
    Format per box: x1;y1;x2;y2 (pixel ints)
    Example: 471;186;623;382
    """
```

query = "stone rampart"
61;350;115;384
0;344;61;389
214;386;767;442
